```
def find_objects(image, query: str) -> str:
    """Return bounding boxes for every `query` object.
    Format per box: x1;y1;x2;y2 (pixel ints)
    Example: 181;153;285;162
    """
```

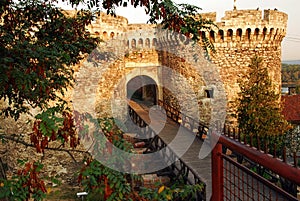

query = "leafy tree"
75;116;135;201
281;64;300;94
235;57;300;197
0;0;215;200
138;183;203;201
0;160;46;201
236;56;290;140
0;0;99;120
281;64;300;83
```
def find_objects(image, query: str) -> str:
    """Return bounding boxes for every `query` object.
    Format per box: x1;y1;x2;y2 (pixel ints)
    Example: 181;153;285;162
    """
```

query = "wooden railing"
157;100;209;140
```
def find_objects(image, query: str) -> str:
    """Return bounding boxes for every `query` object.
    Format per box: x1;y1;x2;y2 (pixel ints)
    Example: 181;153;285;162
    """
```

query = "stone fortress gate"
73;8;288;126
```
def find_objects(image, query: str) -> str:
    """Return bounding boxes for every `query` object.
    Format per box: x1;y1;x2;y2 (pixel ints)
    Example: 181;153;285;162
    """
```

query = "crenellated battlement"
201;9;288;46
219;9;288;27
86;12;128;40
83;9;287;55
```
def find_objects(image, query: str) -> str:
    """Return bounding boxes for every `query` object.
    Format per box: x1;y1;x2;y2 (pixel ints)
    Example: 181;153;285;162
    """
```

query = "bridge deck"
128;101;212;200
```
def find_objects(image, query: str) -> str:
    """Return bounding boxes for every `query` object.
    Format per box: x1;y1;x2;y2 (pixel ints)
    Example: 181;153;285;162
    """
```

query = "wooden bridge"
127;100;300;201
128;100;212;200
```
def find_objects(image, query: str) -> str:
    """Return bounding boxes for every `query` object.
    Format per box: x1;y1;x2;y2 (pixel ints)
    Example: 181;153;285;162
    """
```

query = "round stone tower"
201;9;288;122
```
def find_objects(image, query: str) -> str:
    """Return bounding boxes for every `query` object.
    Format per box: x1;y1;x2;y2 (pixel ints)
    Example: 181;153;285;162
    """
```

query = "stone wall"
74;40;161;120
79;8;287;124
157;46;209;122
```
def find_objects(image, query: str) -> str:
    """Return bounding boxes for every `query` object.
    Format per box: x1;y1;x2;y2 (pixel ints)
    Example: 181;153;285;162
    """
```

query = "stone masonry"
75;8;287;125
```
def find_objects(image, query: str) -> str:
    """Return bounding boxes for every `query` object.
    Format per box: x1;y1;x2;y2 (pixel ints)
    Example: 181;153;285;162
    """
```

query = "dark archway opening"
127;75;157;106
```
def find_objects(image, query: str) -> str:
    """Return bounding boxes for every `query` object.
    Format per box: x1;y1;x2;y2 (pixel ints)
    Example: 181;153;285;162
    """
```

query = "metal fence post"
211;141;224;201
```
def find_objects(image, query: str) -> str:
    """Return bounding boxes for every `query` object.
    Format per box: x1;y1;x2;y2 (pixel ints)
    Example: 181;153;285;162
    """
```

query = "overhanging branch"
0;134;89;162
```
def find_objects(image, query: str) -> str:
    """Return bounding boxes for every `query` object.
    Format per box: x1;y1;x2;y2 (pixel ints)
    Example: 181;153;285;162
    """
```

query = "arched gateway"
127;75;157;106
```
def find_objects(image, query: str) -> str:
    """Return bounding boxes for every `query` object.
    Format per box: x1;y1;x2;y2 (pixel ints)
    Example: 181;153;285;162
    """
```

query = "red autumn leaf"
41;137;48;150
50;131;56;141
39;181;47;193
36;143;41;153
103;176;112;199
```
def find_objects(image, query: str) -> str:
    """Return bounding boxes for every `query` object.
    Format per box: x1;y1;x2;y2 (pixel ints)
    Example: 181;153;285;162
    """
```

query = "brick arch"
263;27;267;40
273;28;279;40
269;28;274;40
127;75;158;105
138;38;143;48
145;38;150;48
218;30;224;42
277;28;285;41
131;39;136;49
236;28;242;41
103;31;108;40
227;29;233;41
110;32;115;39
246;28;251;41
254;28;260;40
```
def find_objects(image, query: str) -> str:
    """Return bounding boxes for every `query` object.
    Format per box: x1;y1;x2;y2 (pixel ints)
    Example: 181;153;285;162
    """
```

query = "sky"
114;0;300;61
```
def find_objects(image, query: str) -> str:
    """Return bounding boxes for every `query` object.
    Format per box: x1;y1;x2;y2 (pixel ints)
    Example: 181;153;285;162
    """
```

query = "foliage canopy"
236;56;290;138
0;0;99;120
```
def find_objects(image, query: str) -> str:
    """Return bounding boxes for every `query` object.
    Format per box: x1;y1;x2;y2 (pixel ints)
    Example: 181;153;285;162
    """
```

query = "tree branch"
0;134;89;159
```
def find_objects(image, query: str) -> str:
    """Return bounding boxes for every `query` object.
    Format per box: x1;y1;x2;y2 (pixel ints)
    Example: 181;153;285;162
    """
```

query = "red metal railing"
211;133;300;201
158;100;300;200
